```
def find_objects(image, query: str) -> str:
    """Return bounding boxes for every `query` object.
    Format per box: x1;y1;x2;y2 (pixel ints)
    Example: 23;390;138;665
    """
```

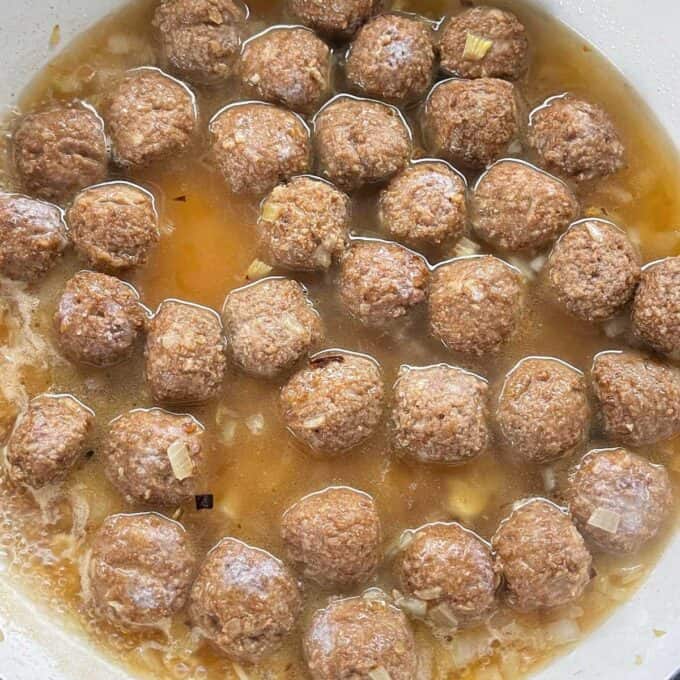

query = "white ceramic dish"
1;1;679;678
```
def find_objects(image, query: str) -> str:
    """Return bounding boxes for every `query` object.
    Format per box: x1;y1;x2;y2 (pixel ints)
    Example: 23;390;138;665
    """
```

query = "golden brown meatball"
288;0;383;39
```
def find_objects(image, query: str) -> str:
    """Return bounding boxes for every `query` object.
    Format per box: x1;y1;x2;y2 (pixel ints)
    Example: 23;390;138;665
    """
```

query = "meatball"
424;78;521;170
189;537;302;662
145;299;226;404
240;26;332;114
288;0;382;39
67;182;159;272
106;68;197;166
546;219;640;322
392;364;490;464
153;0;246;85
313;96;412;192
280;351;384;453
104;408;205;506
471;160;579;252
5;394;93;489
259;176;350;271
304;596;417;680
338;240;429;327
210;102;310;195
591;350;680;447
85;513;195;628
223;277;323;378
395;522;498;630
346;13;435;104
565;448;673;554
429;255;524;355
378;160;467;248
528;95;625;182
491;499;592;611
497;357;590;464
0;193;68;282
54;271;147;367
632;257;680;357
439;7;529;81
281;486;382;587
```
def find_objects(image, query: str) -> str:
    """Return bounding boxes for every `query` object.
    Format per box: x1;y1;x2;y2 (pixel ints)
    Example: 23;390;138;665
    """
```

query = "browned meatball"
392;364;490;464
259;176;350;271
429;255;524;355
85;513;195;628
153;0;247;85
54;271;147;367
346;13;435;104
492;499;592;611
472;160;579;252
424;78;521;170
104;408;205;505
223;277;323;378
378;160;467;248
0;193;68;282
67;182;159;272
528;95;625;182
280;351;384;453
189;538;302;662
304;596;417;680
339;239;429;327
439;7;529;81
288;0;383;39
240;26;332;114
106;68;197;166
591;350;680;447
5;394;93;489
632;257;680;357
546;220;640;322
145;299;226;404
12;105;108;204
565;448;673;555
313;96;412;191
211;102;310;195
281;486;382;587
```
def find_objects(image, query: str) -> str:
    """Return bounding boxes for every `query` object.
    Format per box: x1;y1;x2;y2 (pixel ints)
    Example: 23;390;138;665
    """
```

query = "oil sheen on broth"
0;0;679;679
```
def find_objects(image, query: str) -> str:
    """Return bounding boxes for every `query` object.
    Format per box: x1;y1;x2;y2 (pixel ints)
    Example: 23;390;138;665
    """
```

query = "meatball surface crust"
0;193;68;282
565;448;673;555
68;182;159;272
259;176;350;271
339;239;429;327
632;257;680;357
86;513;195;628
346;13;436;104
378;160;467;248
546;220;641;322
424;77;521;170
145;299;226;404
153;0;247;85
281;486;382;587
492;499;592;611
429;255;524;356
280;351;384;453
439;6;529;81
106;68;197;167
5;394;93;489
211;102;310;195
591;351;680;447
472;160;579;252
288;0;382;39
528;95;625;182
240;26;332;114
54;271;147;367
189;538;302;662
104;408;205;506
223;277;323;378
313;96;412;192
392;364;490;464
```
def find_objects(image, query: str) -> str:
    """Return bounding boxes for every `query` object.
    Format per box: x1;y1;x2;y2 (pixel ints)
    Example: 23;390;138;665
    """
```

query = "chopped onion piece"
394;594;427;618
245;259;273;281
541;466;556;493
221;420;237;445
545;618;581;645
260;201;282;222
167;440;194;481
603;316;628;339
303;415;326;430
398;530;414;550
429;602;459;630
451;236;481;258
612;563;645;585
530;254;547;273
245;414;265;435
587;507;621;534
585;222;604;242
368;668;392;680
463;32;493;60
415;587;443;601
232;662;250;680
